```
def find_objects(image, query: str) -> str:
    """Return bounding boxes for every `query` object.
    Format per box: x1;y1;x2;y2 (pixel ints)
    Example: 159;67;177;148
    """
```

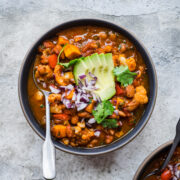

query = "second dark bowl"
133;140;173;180
18;19;157;155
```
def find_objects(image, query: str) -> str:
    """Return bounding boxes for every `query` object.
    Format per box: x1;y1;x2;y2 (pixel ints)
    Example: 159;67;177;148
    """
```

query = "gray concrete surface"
0;0;180;179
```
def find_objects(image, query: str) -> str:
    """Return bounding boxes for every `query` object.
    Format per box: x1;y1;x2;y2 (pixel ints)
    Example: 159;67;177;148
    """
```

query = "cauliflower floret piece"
126;57;136;71
134;86;148;104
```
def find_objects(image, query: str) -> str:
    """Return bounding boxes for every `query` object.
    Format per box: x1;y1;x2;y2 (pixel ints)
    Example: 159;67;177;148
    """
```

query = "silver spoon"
33;67;56;179
143;118;180;179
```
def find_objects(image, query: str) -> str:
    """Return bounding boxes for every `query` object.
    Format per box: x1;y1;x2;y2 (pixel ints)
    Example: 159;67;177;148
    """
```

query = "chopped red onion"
76;103;88;111
79;74;86;79
59;72;99;111
88;118;96;124
86;122;92;128
37;78;40;83
89;72;97;80
118;121;123;127
49;85;60;94
114;109;119;115
62;98;75;109
174;163;180;178
42;82;47;88
94;130;101;137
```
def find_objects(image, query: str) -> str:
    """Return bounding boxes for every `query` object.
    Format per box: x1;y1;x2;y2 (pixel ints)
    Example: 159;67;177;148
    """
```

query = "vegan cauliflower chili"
28;26;149;148
142;147;180;180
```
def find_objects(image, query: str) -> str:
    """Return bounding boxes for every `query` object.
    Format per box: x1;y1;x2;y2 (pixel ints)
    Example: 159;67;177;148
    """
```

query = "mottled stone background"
0;0;180;179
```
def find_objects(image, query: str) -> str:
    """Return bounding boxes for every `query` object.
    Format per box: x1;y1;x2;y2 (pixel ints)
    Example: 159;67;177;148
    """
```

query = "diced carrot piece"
115;83;124;95
58;36;69;45
85;100;96;113
48;54;57;68
65;89;75;100
64;44;81;59
43;41;55;48
51;125;67;138
53;114;70;121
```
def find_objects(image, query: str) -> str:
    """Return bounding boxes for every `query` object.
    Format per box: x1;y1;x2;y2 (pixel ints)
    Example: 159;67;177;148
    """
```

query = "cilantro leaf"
92;100;114;124
59;57;85;68
113;65;137;87
40;104;44;108
118;44;122;50
102;119;118;128
57;43;68;64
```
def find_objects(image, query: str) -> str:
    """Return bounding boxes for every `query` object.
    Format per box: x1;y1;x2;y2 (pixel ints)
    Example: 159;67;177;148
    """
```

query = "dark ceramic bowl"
133;140;173;180
18;19;157;155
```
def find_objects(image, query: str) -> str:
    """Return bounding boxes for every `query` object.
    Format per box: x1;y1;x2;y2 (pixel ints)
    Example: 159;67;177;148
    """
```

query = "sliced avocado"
73;53;115;101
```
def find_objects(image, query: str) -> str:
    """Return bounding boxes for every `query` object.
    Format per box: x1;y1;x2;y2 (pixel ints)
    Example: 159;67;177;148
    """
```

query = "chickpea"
50;104;65;113
77;121;85;128
88;139;98;148
105;135;114;144
48;94;61;103
115;131;124;138
74;36;82;42
104;45;112;53
62;138;69;145
74;126;81;134
109;129;115;136
71;116;79;125
118;111;126;117
109;32;116;40
119;43;126;53
98;32;107;39
34;91;44;101
78;112;91;118
82;134;88;140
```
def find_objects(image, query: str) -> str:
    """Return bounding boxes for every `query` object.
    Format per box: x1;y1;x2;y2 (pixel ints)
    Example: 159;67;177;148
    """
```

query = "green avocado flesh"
73;53;116;101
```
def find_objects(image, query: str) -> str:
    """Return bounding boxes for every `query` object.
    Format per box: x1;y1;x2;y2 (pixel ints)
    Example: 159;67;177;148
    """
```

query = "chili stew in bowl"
19;19;157;155
134;141;180;180
28;25;149;148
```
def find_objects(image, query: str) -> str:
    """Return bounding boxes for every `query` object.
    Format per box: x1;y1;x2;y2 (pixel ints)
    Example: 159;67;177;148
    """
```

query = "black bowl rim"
133;140;173;179
18;18;157;155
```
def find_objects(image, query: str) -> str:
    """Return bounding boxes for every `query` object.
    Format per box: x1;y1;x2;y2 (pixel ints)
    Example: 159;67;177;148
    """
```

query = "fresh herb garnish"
40;104;44;108
113;65;137;87
118;44;122;50
93;100;114;124
59;56;85;68
102;119;118;128
92;100;117;128
57;43;68;64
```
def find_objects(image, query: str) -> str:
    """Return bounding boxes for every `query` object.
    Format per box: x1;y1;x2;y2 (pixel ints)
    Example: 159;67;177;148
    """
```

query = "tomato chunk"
48;54;57;68
161;169;172;180
115;83;124;95
53;114;70;121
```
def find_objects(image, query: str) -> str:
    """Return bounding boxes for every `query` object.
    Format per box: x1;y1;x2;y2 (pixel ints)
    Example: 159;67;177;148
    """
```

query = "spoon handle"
42;93;56;179
160;118;180;171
